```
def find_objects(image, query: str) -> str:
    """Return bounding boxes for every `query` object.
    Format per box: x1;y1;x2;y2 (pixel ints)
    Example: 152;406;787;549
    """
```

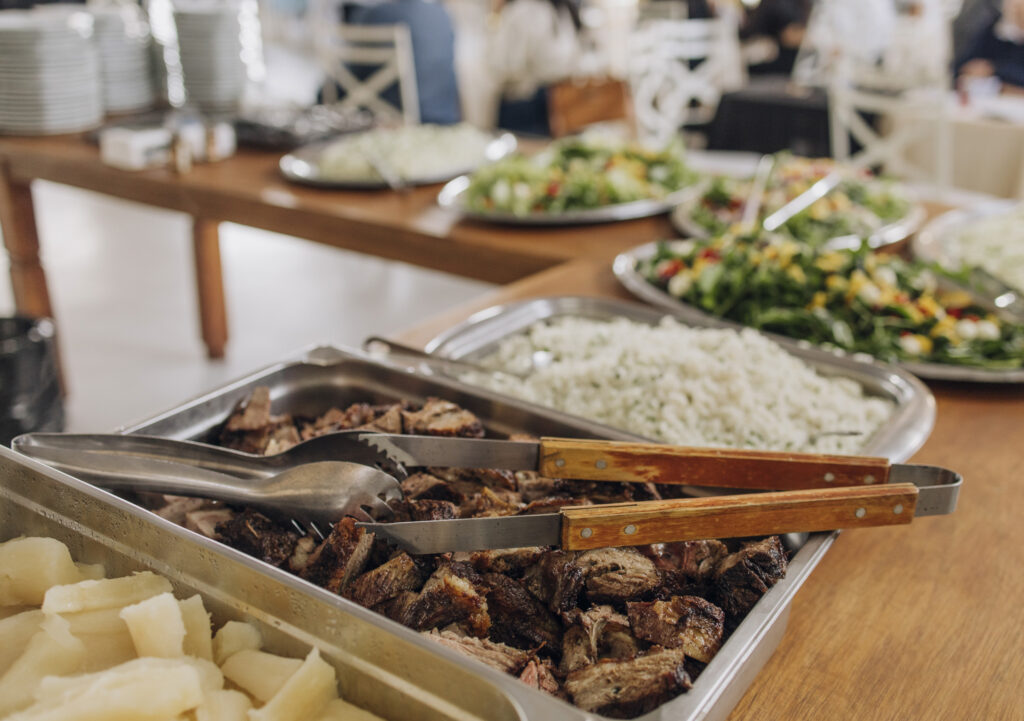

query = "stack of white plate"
173;2;247;110
0;10;103;135
91;6;156;114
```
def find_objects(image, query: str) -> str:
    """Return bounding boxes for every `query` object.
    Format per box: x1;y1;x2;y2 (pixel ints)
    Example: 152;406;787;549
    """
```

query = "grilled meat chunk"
184;508;235;539
470;548;544;577
224;386;273;432
400;472;462;503
346;552;424;608
355;404;404;433
644;540;729;578
216;509;299;568
481;573;562;651
299;517;375;594
155;496;214;526
402;398;485;437
576;548;662;605
565;646;692;718
402;564;490;637
219;387;300;454
523;551;586;617
627;596;724;663
387;499;460;522
714;536;788;619
423;629;530;675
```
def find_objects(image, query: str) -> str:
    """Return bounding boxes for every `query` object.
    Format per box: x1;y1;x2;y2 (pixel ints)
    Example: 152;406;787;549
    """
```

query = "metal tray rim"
613;242;1024;384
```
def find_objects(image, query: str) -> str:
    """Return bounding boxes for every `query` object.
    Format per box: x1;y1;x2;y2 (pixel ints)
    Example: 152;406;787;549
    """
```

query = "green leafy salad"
463;137;698;215
637;234;1024;369
686;155;913;247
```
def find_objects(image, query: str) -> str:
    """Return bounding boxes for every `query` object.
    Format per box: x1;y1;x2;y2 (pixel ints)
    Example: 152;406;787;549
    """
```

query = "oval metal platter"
437;175;704;226
669;179;927;249
613;241;1024;383
279;132;517;190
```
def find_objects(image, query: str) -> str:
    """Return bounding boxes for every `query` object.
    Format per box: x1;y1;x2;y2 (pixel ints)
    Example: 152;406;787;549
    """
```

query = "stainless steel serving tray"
669;178;927;249
425;296;935;463
0;446;526;721
437;175;703;226
106;344;835;721
614;242;1024;384
279;132;516;190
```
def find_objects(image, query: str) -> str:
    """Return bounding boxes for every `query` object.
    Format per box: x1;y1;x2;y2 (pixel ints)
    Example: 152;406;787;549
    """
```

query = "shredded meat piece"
560;604;639;674
402;398;485;437
518;659;563;697
423;629;530;675
184;508;234;539
565;646;692;718
627;596;724;663
155;496;214;525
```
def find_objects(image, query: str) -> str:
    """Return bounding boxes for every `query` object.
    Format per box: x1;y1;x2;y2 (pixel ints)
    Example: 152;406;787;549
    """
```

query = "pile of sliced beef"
154;387;789;719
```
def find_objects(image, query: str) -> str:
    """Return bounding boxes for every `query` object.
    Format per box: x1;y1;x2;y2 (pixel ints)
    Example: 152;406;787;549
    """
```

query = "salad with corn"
463;136;697;216
637;233;1024;369
684;155;913;246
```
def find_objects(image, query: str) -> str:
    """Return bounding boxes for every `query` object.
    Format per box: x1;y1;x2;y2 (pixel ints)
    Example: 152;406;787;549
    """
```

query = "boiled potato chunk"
42;571;172;614
120;592;187;658
0;614;86;716
194;689;252;721
212;621;262;666
75;563;106;581
180;595;214;661
9;657;204;721
248;647;337;721
220;650;302;703
0;608;45;676
315;699;385;721
0;537;82;606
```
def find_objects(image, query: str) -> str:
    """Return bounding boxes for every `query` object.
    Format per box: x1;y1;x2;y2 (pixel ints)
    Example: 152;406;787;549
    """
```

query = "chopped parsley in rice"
461;317;894;453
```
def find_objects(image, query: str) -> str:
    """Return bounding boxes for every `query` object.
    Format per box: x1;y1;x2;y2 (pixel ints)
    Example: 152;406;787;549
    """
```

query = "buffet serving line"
2;128;1024;721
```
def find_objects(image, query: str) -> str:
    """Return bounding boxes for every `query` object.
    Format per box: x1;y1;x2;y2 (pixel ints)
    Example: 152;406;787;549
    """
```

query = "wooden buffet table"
0;134;673;359
1;132;1022;720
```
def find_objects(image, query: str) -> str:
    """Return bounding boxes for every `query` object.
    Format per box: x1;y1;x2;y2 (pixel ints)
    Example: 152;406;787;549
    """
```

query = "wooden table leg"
192;217;228;359
0;162;53;319
0;162;67;396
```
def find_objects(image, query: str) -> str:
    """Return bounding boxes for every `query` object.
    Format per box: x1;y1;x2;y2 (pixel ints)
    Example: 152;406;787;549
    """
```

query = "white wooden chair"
317;23;420;125
628;17;743;145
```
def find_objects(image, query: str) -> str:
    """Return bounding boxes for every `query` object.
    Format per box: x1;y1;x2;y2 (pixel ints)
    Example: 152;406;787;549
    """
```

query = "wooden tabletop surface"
398;259;1024;721
0;135;675;284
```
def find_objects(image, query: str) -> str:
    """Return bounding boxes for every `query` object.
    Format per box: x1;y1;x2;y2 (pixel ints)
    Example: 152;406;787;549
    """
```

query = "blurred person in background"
487;0;583;134
956;0;1024;94
740;0;813;75
319;0;462;123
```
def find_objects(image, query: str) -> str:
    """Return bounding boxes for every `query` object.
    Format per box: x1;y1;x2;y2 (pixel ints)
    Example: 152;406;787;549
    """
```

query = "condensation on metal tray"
424;295;936;464
113;344;835;721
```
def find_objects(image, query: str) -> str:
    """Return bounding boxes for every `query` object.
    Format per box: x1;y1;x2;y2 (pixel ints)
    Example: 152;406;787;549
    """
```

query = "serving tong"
13;432;961;552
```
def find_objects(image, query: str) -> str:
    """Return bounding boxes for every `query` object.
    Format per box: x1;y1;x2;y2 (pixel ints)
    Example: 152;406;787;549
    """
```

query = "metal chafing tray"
102;344;835;721
424;295;936;463
0;446;526;721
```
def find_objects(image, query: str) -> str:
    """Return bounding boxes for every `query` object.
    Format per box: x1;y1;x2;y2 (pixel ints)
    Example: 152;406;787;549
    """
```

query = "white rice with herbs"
461;317;894;454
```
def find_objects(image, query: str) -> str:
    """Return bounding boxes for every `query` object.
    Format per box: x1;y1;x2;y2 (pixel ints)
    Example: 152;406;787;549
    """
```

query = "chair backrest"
547;76;635;138
317;23;419;125
627;17;742;144
828;80;952;186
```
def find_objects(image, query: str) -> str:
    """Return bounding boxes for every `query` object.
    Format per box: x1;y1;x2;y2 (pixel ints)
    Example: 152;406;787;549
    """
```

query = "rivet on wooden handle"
560;484;919;551
539;437;891;490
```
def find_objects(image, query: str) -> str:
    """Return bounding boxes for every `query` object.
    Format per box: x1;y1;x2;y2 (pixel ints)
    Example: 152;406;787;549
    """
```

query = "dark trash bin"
0;316;64;445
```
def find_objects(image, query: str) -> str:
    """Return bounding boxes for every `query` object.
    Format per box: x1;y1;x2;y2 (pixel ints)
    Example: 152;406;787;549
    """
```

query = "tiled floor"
0;181;493;432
